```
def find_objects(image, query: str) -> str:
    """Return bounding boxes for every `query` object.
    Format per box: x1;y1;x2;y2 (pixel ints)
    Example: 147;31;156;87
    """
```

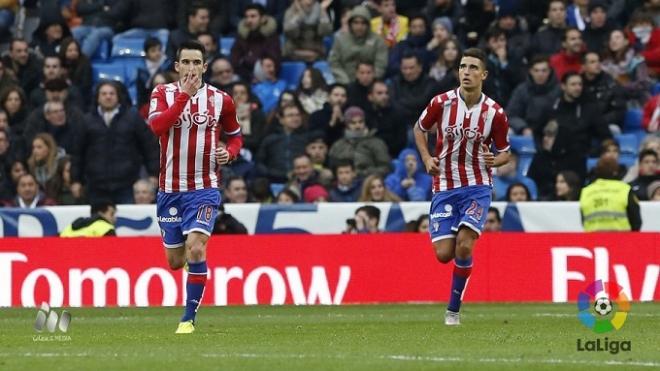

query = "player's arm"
148;73;198;136
414;97;442;176
483;108;511;168
216;94;243;165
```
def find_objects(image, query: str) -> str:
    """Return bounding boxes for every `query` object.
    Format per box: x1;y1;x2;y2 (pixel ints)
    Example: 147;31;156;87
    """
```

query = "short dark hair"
176;40;206;62
43;54;61;64
293;153;311;163
562;27;581;42
91;201;116;215
506;182;531;201
581;51;600;64
44;78;68;92
333;160;355;175
225;175;245;189
197;31;217;44
488;207;501;222
143;37;162;54
356;60;375;70
529;55;549;68
9;37;27;50
401;52;422;66
328;83;347;95
245;3;266;16
461;48;487;69
561;71;581;84
485;27;506;42
639;149;658;162
187;4;209;18
600;138;619;155
356;205;381;223
368;79;387;94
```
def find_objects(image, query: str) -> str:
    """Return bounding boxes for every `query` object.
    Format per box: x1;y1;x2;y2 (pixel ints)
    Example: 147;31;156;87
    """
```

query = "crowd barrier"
1;202;660;237
1;233;657;307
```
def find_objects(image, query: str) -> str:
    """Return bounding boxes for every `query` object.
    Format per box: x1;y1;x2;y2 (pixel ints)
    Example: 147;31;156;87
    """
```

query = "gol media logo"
576;280;631;354
33;302;72;342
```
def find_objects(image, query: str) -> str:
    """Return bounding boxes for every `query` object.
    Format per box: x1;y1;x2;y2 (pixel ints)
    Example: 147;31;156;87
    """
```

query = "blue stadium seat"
279;61;306;90
614;133;638;155
92;39;110;62
586;157;599;172
631;130;649;147
623;109;643;132
92;63;125;84
312;61;335;84
111;38;146;58
119;57;145;86
509;135;536;155
652;82;660;96
517;154;534;177
219;37;235;56
619;153;636;168
270;183;285;196
323;35;333;54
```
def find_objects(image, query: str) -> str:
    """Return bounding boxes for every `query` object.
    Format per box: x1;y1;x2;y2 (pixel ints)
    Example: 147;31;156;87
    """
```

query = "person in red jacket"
626;10;660;77
642;93;660;132
550;27;584;81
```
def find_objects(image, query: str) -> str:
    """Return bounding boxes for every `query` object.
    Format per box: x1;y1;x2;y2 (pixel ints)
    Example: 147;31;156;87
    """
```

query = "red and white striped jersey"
149;83;241;193
417;89;510;192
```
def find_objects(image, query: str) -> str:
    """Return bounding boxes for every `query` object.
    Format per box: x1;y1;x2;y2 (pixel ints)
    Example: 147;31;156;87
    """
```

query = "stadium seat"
652;82;660;96
586;157;599;172
509;135;536;154
614;134;638;155
323;35;334;54
219;37;234;56
119;57;145;85
92;40;110;62
270;183;285;196
623;109;643;132
312;61;335;84
517;154;534;177
92;63;125;84
279;61;306;90
111;38;146;58
619;153;636;168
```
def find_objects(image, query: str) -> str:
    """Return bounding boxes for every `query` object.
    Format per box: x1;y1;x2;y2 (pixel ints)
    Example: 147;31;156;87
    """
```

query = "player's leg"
428;190;459;264
156;192;186;270
165;247;186;270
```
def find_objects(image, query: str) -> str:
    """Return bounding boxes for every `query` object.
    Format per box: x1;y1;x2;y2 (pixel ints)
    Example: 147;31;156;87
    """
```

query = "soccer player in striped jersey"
148;41;243;334
413;48;511;325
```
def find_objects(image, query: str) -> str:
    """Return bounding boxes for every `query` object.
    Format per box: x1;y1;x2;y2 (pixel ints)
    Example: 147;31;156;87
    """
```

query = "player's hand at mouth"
181;72;200;97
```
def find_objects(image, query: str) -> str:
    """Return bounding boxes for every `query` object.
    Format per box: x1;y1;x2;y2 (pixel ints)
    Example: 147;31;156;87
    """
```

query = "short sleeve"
221;93;241;136
491;107;510;152
416;95;443;131
148;85;168;121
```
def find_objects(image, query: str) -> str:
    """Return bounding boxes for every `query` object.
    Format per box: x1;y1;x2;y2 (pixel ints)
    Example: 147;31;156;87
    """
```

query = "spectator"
197;32;220;62
364;80;406;158
59;37;93;106
24;100;83;156
2;38;41;95
136;38;170;108
643;93;660;132
583;1;612;53
256;103;308;183
483;27;524;107
224;175;250;204
60;201;117;237
425;1;462;32
426;16;452;58
505;182;532;202
328;106;391;178
0;128;18;200
329;5;388;84
133;179;155;204
231;81;266;155
345;204;381;233
629;149;659;200
429;37;460;83
329;160;362;202
276;188;299;204
529;0;567;58
623;136;660;182
601;28;652;105
627;10;660;77
553;170;582;201
71;81;159;204
0;85;29;137
507;56;560;135
282;0;333;62
566;0;590;31
110;0;175;45
407;213;429;233
166;5;210;60
483;207;502;232
3;173;57;208
251;177;273;203
296;67;328;115
580;157;641;231
387;15;433;77
589;139;628;181
371;0;408;49
303;183;329;203
346;61;375;112
309;83;347;147
71;0;116;57
208;57;240;91
581;51;626;134
265;90;307;135
461;0;496;46
212;204;248;234
27;132;59;189
493;151;538;200
492;8;531;58
391;52;438;127
305;134;333;186
29;57;83;110
229;0;289;32
31;18;71;57
0;59;18;92
46;155;83;205
550;27;584;82
230;4;281;81
385;148;431;201
358;173;400;202
286;153;321;199
252;57;287;113
138;71;177;119
648;180;660;200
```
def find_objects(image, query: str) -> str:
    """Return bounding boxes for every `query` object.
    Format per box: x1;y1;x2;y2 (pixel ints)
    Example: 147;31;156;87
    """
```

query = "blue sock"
447;257;473;313
181;261;207;322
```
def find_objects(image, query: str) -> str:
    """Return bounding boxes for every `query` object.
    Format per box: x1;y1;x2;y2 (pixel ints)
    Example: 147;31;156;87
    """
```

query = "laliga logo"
577;279;630;333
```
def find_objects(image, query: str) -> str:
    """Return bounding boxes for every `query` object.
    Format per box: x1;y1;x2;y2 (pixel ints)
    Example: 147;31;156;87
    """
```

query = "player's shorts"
156;188;221;248
428;185;491;242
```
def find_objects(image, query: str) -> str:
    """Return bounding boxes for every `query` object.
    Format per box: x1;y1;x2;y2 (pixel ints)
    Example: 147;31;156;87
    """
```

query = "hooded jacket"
328;129;391;178
384;149;432;201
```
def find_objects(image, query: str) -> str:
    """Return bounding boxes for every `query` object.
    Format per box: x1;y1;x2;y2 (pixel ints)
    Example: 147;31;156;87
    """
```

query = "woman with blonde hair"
27;133;59;189
358;174;401;202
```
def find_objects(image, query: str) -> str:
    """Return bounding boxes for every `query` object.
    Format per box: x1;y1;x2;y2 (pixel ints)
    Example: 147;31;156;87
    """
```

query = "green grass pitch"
1;303;658;370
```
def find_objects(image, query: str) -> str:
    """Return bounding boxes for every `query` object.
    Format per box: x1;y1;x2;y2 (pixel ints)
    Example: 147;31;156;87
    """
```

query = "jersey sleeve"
148;85;168;121
416;95;443;131
220;93;243;159
491;107;510;152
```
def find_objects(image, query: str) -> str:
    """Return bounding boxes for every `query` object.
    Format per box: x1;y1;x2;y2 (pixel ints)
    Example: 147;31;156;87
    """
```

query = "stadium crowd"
0;0;659;212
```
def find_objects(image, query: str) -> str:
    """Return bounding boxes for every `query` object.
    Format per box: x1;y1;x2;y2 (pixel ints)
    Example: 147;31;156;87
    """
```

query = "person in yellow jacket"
370;0;409;48
580;157;641;232
60;201;117;237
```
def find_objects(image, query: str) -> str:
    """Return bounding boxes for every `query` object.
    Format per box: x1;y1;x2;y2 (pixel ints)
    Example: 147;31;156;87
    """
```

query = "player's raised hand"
181;72;199;97
424;156;440;176
482;143;495;167
215;146;231;165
